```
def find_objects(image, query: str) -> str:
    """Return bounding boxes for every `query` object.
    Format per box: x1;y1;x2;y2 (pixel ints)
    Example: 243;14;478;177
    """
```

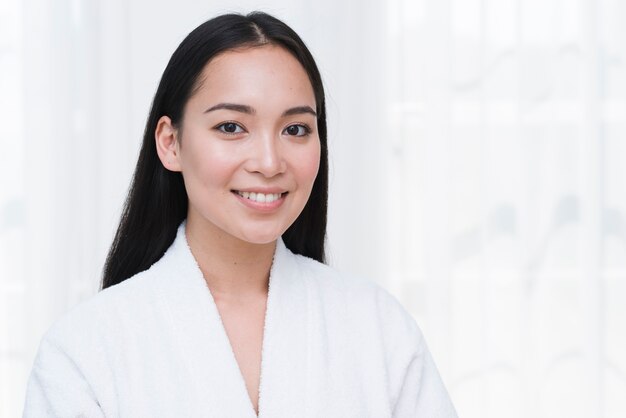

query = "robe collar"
151;220;309;417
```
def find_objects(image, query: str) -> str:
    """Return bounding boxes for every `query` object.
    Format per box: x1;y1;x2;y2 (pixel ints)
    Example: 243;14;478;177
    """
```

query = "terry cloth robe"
22;221;458;417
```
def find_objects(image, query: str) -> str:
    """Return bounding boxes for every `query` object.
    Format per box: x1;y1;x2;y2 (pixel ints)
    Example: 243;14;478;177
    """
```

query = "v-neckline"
156;223;310;417
209;283;273;418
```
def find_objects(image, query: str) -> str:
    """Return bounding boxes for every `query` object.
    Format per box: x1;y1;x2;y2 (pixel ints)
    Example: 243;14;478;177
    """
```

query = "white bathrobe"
23;222;457;417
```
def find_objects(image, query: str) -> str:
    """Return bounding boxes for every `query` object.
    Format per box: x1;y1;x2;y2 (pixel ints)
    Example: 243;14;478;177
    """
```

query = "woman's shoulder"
290;252;431;399
289;250;383;296
39;267;158;350
289;251;426;349
291;251;411;306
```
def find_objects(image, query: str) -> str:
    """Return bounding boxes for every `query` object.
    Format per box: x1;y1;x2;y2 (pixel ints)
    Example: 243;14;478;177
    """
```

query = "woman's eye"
283;124;310;137
216;122;245;134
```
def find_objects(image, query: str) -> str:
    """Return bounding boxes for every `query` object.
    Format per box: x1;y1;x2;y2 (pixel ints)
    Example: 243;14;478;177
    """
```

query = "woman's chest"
98;273;396;417
215;297;268;415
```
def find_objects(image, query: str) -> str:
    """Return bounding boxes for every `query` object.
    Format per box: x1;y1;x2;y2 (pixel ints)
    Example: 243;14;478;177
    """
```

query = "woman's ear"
155;116;182;172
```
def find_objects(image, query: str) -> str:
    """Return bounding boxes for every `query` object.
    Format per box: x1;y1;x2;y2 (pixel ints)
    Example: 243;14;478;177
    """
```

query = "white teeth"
236;191;282;203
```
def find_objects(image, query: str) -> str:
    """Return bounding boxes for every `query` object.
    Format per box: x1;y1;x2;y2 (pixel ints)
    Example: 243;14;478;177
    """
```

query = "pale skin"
154;44;321;415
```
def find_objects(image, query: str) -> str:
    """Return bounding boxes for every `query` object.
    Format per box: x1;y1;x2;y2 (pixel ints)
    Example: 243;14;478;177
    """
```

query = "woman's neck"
184;214;276;303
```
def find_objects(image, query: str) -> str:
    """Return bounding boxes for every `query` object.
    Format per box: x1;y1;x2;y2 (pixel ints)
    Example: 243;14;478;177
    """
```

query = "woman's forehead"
189;45;316;111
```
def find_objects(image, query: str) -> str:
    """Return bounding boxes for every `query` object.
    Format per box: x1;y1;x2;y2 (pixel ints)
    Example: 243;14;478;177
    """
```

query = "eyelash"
214;122;312;137
284;124;312;137
214;121;245;135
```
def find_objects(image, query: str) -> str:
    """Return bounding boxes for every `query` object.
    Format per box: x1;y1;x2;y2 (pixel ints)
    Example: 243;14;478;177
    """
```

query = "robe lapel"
152;222;309;417
257;238;309;417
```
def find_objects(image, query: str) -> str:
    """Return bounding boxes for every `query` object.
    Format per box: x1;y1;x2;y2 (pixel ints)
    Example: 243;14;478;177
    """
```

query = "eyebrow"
205;103;254;114
204;103;317;117
282;106;317;117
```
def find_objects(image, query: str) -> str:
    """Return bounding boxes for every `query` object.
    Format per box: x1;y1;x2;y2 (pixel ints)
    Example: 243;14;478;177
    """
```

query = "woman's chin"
236;230;283;246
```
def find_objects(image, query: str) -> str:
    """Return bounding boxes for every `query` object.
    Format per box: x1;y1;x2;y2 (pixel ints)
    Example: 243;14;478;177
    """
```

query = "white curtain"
1;0;624;417
382;0;626;417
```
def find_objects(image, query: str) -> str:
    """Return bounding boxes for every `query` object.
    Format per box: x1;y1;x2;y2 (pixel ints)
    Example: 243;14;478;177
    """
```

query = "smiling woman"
155;45;321;247
22;11;457;418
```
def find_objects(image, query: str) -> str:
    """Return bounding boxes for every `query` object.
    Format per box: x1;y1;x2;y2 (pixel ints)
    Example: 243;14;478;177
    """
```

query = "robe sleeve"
376;287;458;418
391;338;458;417
22;333;106;418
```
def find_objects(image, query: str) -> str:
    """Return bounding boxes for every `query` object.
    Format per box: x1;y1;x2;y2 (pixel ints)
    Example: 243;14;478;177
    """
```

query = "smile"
234;190;287;203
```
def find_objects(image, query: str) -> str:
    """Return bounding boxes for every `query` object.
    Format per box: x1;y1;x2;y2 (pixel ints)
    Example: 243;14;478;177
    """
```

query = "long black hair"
101;12;328;290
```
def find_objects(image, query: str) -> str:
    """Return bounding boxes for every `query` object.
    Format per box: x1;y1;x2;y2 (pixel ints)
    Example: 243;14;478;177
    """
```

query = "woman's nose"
246;132;287;178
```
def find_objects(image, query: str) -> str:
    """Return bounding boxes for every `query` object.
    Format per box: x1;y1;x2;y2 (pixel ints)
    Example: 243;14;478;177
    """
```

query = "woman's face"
156;45;321;245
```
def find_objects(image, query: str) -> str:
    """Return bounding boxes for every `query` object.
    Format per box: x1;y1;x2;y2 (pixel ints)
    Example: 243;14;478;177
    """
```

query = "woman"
23;12;457;417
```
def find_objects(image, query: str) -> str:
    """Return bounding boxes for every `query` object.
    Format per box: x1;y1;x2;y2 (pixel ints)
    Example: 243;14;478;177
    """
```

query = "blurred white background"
1;0;625;417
